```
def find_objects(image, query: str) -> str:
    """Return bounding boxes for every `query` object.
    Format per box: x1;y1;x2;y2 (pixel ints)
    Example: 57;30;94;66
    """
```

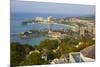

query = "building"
79;27;86;36
59;19;64;23
87;23;94;33
41;48;48;61
72;24;79;33
69;45;95;63
47;16;53;21
47;16;53;23
47;16;53;32
92;26;95;35
69;52;94;63
41;54;47;61
48;31;61;39
51;45;95;64
35;17;44;22
50;58;68;64
80;45;95;59
47;16;61;39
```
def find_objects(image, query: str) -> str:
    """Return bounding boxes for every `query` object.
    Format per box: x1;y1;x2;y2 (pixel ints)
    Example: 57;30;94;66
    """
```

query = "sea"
10;13;80;46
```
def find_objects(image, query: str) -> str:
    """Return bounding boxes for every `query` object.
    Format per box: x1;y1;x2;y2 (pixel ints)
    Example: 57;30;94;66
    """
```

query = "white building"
35;17;44;22
79;27;86;36
69;52;94;63
92;26;95;35
69;45;95;63
50;58;68;64
87;23;94;33
48;31;61;39
47;16;53;23
72;24;79;33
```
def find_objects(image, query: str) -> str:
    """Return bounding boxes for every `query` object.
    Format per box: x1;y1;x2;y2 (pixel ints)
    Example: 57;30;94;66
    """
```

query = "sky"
11;0;95;15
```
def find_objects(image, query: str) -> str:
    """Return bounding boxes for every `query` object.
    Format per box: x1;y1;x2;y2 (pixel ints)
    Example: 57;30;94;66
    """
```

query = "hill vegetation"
11;35;95;66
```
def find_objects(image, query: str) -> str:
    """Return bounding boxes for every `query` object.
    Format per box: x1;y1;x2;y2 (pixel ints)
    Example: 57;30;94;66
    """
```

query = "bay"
10;13;73;46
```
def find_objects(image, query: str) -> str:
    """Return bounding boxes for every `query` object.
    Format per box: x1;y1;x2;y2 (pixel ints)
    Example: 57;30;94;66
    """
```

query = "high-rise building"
35;17;44;22
47;16;53;32
80;27;86;36
72;24;79;33
87;23;94;33
93;26;95;35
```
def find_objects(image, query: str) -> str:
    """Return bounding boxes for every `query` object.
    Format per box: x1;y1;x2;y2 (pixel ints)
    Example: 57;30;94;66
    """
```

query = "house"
48;31;61;39
69;45;95;63
50;58;68;64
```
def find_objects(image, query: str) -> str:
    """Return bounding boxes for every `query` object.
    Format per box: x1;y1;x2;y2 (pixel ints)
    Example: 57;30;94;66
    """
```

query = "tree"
37;39;60;50
20;52;44;65
23;44;34;54
11;51;23;66
10;42;26;66
58;43;71;54
47;50;57;60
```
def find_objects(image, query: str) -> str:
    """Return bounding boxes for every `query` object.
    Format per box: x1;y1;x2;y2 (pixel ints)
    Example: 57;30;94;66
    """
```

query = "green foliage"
11;42;24;52
20;52;44;65
58;43;71;54
23;44;34;54
42;61;49;64
73;36;95;51
47;50;57;60
10;42;34;66
10;35;95;66
11;51;26;66
37;39;60;50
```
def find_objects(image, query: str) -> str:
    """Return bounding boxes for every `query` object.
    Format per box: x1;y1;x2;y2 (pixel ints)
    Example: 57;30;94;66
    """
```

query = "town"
21;16;95;39
11;15;95;66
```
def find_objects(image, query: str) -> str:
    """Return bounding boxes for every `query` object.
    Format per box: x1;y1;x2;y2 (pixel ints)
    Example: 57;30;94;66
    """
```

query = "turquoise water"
10;13;72;46
11;34;47;46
